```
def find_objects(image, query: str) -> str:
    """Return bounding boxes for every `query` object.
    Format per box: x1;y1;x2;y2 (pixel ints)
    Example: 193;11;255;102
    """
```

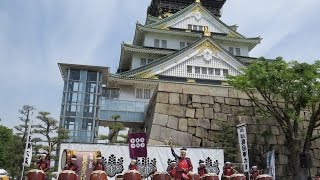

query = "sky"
0;0;319;129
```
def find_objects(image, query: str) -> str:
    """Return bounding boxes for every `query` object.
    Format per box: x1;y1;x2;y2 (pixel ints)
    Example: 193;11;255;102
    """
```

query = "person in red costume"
223;162;234;177
167;160;178;179
36;153;50;172
93;155;105;171
314;172;320;180
250;166;261;180
170;145;193;180
128;158;138;170
198;160;207;177
64;155;79;173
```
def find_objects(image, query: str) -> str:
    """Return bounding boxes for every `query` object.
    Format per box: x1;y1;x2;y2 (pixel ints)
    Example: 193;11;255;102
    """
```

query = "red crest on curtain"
128;133;147;158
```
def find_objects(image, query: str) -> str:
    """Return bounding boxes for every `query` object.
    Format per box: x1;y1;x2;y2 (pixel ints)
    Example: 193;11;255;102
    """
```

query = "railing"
99;99;148;123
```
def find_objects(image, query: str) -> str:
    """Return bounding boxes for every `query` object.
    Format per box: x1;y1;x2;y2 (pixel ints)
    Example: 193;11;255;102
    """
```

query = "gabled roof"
119;36;246;78
145;2;245;38
122;43;175;55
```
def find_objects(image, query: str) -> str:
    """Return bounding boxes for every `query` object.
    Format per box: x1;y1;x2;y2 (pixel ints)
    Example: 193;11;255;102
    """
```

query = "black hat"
170;160;177;164
71;155;77;160
180;147;187;152
199;160;205;164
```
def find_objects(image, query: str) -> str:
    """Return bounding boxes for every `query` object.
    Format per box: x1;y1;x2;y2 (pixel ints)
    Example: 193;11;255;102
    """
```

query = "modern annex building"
58;0;261;143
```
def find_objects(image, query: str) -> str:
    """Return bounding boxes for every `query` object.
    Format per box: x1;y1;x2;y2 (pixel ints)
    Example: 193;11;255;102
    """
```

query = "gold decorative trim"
192;7;204;14
187;79;196;83
195;0;201;3
196;40;220;54
159;24;169;30
227;32;239;38
203;26;211;37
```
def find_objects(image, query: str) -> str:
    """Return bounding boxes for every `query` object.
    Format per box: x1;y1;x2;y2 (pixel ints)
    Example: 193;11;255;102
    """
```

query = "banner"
128;133;147;158
266;150;276;179
22;142;33;167
237;123;250;172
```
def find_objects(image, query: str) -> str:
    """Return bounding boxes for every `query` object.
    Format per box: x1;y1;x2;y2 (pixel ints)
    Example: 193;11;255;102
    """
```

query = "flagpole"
20;110;33;180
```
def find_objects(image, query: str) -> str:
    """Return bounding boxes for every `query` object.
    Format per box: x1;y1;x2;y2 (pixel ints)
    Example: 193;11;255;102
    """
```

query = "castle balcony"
99;99;148;127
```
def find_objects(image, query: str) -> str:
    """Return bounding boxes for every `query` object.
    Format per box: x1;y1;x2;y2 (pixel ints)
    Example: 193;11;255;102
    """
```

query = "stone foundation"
145;82;320;179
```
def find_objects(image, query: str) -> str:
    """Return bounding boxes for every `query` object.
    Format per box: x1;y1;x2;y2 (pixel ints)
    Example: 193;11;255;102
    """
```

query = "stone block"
186;108;195;118
195;127;206;138
221;104;231;114
167;116;179;130
158;83;183;93
204;108;214;119
214;113;228;121
149;125;162;141
197;118;210;129
247;125;258;134
210;120;221;131
154;103;169;114
202;139;214;147
178;118;188;132
176;132;193;146
231;106;244;115
188;118;197;127
209;87;229;97
192;103;202;108
207;130;215;141
277;135;286;145
148;139;165;145
157;92;169;103
228;89;238;98
225;98;239;106
278;155;289;165
215;97;224;103
183;85;210;96
169;93;180;104
238;91;250;99
214;103;221;112
202;104;210;108
192;95;202;103
153;113;168;127
168;104;186;117
162;127;178;144
269;136;277;145
180;94;188;105
201;96;214;104
191;136;202;146
188;127;196;135
195;108;204;119
247;134;256;143
271;126;280;135
240;99;252;107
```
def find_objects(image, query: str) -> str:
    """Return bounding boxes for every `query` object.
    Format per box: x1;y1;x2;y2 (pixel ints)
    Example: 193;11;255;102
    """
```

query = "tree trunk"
287;137;308;180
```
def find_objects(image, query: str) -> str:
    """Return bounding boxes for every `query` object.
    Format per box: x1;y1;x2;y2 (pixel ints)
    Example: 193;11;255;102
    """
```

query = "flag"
237;123;250;172
128;133;147;158
22;142;33;167
266;150;276;179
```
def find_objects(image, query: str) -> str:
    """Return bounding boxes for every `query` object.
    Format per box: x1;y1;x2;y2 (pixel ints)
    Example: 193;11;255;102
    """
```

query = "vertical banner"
128;133;147;158
266;150;276;179
236;123;250;172
22;121;33;167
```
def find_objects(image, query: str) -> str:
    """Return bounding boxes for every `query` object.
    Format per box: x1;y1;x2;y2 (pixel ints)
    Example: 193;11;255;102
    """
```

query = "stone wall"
145;82;320;179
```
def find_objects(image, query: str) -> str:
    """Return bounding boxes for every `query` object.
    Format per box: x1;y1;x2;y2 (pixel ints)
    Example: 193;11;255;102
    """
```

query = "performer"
167;160;178;179
93;155;105;171
128;158;138;170
64;155;79;173
250;166;261;180
197;160;207;177
314;172;320;180
223;162;234;177
36;153;50;172
170;144;193;180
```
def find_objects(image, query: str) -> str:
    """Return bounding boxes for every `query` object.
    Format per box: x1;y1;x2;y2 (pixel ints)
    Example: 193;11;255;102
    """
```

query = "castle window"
103;88;120;99
161;40;167;48
208;68;214;75
229;47;234;55
188;24;192;30
136;88;151;99
195;67;200;74
223;69;229;76
201;67;207;74
154;39;160;48
148;59;154;64
215;68;221;76
192;25;197;31
235;48;241;56
187;66;192;73
140;58;147;66
199;26;204;31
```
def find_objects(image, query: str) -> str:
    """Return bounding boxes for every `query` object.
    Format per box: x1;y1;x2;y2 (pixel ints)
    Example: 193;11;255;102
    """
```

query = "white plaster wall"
144;33;196;50
220;42;249;56
131;54;163;70
109;85;156;103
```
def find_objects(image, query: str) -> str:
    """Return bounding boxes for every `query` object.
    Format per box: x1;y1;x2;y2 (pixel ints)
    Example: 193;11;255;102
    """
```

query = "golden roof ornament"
203;26;211;37
195;0;201;3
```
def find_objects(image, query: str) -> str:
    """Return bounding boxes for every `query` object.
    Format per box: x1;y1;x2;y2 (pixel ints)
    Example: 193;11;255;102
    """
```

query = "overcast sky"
0;0;319;129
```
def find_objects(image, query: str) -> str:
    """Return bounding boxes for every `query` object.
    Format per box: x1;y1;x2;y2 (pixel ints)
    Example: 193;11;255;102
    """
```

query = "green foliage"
0;125;24;179
215;122;238;162
14;105;35;143
228;58;320;176
99;114;126;143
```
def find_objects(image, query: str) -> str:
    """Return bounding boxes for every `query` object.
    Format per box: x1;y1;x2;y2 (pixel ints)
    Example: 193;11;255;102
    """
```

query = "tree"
0;125;24;179
33;112;69;155
14;105;35;143
99;115;126;143
228;57;320;179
